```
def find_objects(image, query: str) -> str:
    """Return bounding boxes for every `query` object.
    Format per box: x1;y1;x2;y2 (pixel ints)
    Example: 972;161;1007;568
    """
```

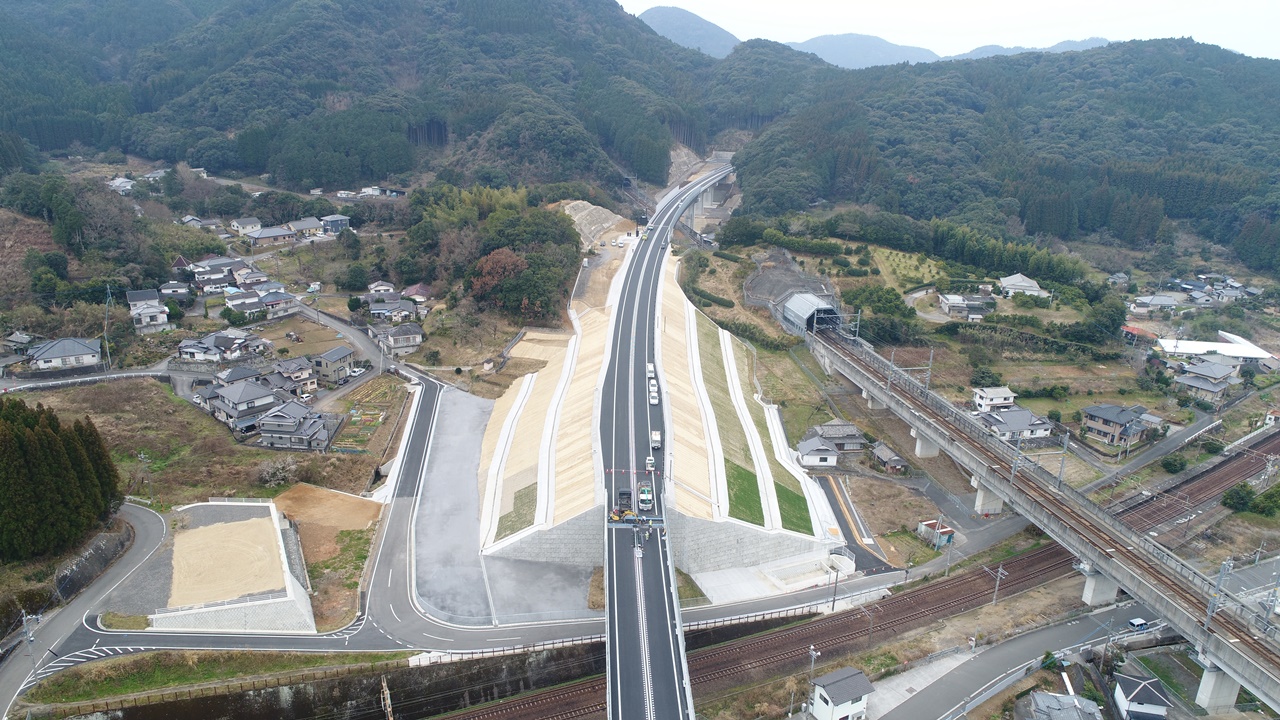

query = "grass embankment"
695;314;762;526
495;484;538;541
100;613;150;630
308;528;373;592
25;650;415;704
733;338;811;534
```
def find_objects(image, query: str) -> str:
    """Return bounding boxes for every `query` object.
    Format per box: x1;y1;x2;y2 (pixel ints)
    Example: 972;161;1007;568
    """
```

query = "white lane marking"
487;636;521;642
422;633;455;642
389;604;401;623
387;566;393;588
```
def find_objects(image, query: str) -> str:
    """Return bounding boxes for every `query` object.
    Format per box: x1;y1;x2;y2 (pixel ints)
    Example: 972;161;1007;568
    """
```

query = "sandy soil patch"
554;308;609;523
663;256;715;519
273;484;382;562
169;517;284;607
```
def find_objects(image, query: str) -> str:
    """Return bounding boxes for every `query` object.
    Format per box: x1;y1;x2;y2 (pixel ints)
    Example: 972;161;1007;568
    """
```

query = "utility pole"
983;563;1008;606
103;284;113;369
380;676;394;720
829;564;841;611
21;610;39;670
808;645;820;681
1205;558;1233;631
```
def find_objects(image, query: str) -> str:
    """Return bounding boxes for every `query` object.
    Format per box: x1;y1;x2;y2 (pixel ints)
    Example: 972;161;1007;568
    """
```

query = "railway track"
438;545;1074;720
813;330;1280;694
1116;431;1280;532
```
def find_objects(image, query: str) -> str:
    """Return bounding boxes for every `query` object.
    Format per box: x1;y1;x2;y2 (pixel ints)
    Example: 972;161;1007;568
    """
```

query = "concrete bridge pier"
861;387;887;410
911;428;939;458
972;477;1005;515
1080;568;1120;606
1194;657;1242;712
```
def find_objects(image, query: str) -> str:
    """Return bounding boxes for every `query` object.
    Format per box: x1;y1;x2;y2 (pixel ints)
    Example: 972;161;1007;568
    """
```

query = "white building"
999;272;1050;298
1157;331;1273;361
130;301;173;334
230;217;262;236
973;386;1017;413
797;435;839;467
26;338;101;370
1113;673;1171;720
808;667;874;720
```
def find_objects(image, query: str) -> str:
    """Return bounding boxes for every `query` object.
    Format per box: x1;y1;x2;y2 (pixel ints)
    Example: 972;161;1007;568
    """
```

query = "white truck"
646;363;655;379
650;430;661;449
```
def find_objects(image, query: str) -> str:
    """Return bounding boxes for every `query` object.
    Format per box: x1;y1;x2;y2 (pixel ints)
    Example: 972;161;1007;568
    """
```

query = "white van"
646;363;655;379
1127;618;1149;631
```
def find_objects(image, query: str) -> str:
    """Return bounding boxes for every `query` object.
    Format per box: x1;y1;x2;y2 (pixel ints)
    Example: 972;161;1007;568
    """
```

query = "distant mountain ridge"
637;6;1107;68
946;37;1110;61
787;34;938;69
639;6;739;58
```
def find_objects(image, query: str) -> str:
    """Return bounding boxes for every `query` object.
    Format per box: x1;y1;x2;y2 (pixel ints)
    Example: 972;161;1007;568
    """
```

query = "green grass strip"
725;460;765;526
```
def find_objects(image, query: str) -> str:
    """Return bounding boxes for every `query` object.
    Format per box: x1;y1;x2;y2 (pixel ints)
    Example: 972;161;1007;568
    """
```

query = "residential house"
379;323;424;356
1128;295;1178;317
208;380;281;430
1107;272;1130;286
125;289;161;311
142;168;169;182
259;290;298;320
808;667;874;720
401;282;433;305
215;365;264;385
916;519;954;547
234;266;267;286
246;227;296;246
806;419;867;452
177;329;265;362
870;442;907;474
170;255;191;275
107;177;135;195
336;190;356;199
1113;672;1171;720
285;216;324;237
2;332;35;354
272;357;318;394
1173;361;1241;405
321;214;350;234
313;345;355;382
362;290;401;306
190;168;208;179
975;408;1053;441
1214;287;1244;303
369;299;418;323
1188;290;1213;307
258;401;334;450
973;387;1017;413
160;281;191;300
129;301;173;334
1081;404;1155;447
1246;286;1264;297
1014;691;1103;720
999;273;1050;298
230;217;262;236
367;281;396;294
797;435;839;467
26;338;101;370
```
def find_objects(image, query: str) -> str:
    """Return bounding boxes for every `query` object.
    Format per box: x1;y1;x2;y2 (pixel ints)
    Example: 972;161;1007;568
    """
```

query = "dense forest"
0;0;713;189
0;399;121;562
730;39;1280;271
2;0;1280;273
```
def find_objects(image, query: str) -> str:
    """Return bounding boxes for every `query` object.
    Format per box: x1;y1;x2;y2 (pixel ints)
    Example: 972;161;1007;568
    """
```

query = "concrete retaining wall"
667;511;836;575
485;506;605;568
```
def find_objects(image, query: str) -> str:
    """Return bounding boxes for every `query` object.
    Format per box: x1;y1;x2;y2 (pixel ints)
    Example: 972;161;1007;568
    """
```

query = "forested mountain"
786;34;939;69
0;0;715;189
639;5;739;58
731;39;1280;272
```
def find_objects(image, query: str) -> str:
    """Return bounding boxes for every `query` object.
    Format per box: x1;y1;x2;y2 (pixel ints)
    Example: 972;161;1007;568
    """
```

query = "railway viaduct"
808;329;1280;712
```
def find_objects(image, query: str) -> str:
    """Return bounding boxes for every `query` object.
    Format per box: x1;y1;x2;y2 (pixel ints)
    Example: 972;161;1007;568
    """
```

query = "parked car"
299;393;314;403
351;367;367;377
648;390;659;405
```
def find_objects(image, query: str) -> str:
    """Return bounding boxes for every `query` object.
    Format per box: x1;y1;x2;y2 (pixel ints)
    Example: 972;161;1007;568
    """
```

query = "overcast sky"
616;1;1280;60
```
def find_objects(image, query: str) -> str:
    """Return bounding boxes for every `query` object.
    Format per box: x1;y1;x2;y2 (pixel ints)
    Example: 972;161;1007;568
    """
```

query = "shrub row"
712;250;744;263
689;286;735;308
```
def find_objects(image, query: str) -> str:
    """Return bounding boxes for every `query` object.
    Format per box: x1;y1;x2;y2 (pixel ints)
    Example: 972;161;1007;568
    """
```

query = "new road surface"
603;167;732;720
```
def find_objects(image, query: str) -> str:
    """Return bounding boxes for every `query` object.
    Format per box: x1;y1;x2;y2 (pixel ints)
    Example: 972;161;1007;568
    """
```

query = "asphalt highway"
603;167;732;720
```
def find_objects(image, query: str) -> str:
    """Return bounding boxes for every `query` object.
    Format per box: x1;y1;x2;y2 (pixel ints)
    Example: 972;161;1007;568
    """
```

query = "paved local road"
877;603;1151;720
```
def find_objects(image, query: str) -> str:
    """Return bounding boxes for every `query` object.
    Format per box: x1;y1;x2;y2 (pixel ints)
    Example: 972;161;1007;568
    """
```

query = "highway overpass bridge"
808;328;1280;712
